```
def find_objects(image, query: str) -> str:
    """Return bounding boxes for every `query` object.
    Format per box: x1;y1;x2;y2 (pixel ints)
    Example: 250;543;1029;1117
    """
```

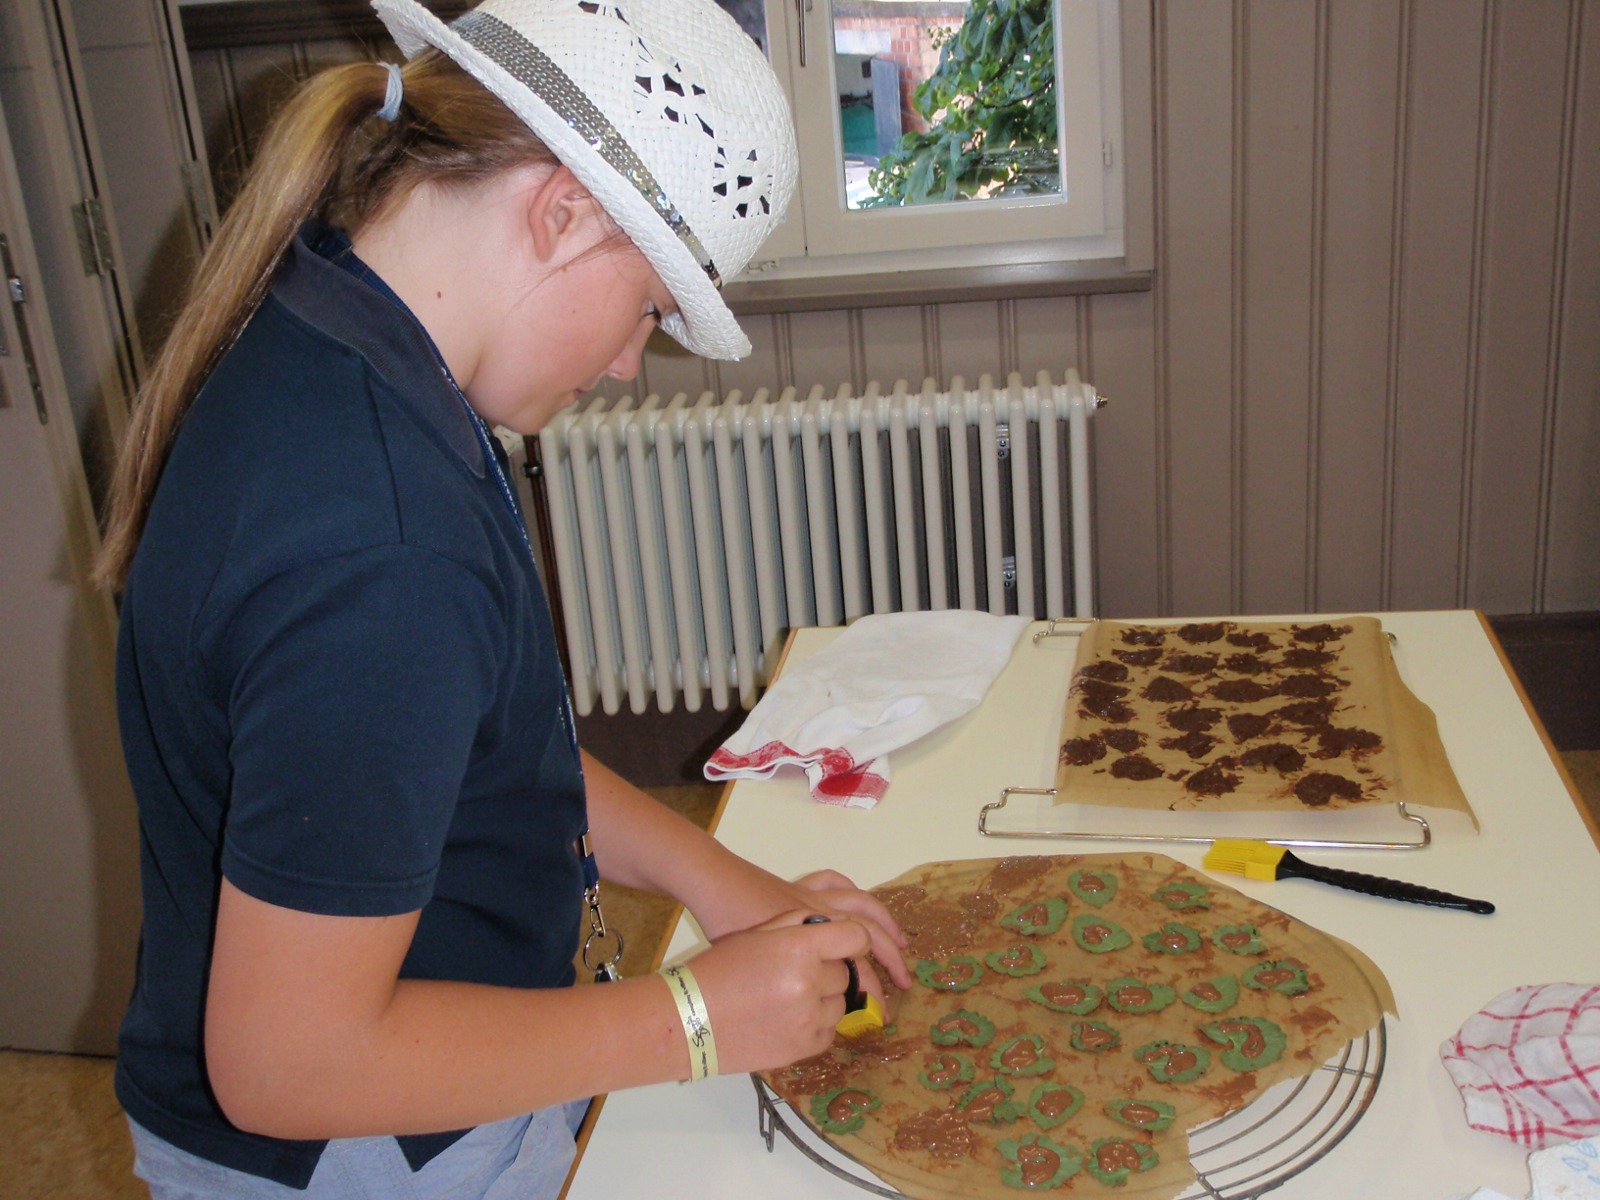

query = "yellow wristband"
661;965;718;1081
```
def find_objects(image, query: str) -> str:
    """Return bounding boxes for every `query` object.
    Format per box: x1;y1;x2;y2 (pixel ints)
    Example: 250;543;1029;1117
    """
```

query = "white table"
565;611;1600;1200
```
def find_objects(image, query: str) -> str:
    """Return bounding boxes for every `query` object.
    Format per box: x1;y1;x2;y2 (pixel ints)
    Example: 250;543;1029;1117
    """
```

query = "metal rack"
750;1020;1386;1199
977;787;1432;850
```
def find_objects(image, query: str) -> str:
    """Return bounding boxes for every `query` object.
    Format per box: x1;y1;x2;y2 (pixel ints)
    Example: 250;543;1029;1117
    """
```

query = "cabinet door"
0;91;139;1057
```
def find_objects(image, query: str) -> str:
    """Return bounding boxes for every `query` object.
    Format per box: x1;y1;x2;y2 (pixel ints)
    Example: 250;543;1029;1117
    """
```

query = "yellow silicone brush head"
836;993;885;1040
1203;839;1289;881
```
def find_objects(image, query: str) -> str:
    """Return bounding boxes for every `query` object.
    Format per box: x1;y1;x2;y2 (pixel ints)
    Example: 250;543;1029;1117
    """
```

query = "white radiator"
535;370;1099;716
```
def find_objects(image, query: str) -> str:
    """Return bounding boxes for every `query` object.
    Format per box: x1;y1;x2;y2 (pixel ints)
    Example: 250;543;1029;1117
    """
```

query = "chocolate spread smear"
1102;727;1146;753
1077;678;1134;722
1314;726;1383;758
1227;630;1276;650
1292;623;1351;644
1142;675;1194;703
1239;742;1306;774
1075;677;1129;703
891;898;977;959
1282;646;1335;668
1277;673;1343;698
1165;705;1223;733
1079;660;1131;683
1061;734;1108;766
1210;678;1277;704
1080;700;1136;725
894;1107;975;1159
959;891;1001;921
1110;754;1164;781
1221;652;1272;675
1274;699;1335;728
1160;730;1216;760
1112;647;1163;667
1120;628;1166;646
1226;712;1273;742
986;856;1053;893
1295;772;1363;806
1185;762;1240;796
1165;653;1219;675
1178;622;1230;644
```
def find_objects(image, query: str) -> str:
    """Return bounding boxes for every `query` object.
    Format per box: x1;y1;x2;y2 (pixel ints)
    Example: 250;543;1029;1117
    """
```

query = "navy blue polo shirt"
114;224;586;1187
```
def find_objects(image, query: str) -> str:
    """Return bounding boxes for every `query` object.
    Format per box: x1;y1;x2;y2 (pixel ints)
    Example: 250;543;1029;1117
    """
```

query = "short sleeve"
207;545;503;916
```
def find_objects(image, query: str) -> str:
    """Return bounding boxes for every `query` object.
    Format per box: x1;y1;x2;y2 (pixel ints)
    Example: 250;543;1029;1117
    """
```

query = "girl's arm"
204;878;867;1140
579;751;913;992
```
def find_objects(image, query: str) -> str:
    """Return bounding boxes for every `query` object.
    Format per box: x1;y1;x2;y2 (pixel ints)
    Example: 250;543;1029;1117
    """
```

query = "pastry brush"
1202;839;1495;915
804;914;886;1037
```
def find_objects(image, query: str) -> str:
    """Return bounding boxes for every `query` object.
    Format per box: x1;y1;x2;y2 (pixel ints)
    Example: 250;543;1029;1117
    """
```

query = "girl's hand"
689;863;913;996
683;909;871;1074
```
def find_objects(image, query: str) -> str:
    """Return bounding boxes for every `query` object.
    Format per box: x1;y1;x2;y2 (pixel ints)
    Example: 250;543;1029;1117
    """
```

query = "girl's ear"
526;164;602;263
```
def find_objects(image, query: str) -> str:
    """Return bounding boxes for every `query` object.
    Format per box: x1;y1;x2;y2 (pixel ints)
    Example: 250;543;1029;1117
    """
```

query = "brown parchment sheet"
760;853;1395;1200
1052;618;1476;824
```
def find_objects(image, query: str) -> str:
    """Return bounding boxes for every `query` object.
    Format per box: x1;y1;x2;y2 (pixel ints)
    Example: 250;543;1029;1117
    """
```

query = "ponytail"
94;52;554;592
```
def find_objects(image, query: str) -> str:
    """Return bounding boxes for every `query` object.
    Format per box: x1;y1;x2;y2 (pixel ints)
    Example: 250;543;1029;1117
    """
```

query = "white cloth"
1459;1136;1600;1200
704;611;1030;808
1441;983;1600;1150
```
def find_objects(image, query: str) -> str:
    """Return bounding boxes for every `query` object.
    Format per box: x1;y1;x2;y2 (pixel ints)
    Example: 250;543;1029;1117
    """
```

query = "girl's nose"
605;319;655;383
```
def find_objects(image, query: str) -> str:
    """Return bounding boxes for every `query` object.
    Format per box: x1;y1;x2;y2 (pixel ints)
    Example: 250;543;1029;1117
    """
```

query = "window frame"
737;0;1142;293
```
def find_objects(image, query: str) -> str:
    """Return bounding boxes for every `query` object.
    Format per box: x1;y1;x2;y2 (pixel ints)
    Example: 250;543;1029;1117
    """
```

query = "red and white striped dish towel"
704;611;1030;808
1441;982;1600;1149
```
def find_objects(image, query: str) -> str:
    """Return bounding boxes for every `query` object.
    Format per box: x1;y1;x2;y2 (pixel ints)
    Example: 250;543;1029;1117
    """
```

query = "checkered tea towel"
1441;983;1600;1149
704;611;1030;808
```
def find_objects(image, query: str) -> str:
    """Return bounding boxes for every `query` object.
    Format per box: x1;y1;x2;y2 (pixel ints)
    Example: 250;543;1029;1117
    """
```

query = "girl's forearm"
213;972;687;1140
579;751;775;931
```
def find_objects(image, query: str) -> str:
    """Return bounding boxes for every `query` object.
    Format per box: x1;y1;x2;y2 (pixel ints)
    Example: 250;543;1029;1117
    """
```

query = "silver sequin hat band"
452;10;721;288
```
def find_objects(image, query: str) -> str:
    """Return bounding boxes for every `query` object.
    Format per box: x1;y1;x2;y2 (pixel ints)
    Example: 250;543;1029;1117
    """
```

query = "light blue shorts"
128;1100;590;1200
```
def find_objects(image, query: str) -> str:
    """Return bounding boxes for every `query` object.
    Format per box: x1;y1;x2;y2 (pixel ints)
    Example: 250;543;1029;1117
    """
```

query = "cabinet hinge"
71;197;114;276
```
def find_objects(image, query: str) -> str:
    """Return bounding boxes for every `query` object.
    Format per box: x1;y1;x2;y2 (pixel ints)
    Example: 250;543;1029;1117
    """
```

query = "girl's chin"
493;393;579;437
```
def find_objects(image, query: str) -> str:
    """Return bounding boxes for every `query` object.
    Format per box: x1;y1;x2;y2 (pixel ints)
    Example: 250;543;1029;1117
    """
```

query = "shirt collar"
270;222;485;477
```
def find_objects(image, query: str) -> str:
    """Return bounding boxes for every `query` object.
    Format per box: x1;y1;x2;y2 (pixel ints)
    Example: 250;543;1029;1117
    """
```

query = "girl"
96;1;912;1196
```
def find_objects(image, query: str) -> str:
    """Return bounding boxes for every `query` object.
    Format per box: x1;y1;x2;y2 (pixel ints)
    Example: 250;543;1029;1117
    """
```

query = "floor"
4;758;1597;1199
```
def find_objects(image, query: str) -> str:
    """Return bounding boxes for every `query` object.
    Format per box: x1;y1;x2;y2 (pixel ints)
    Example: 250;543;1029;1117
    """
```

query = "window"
717;0;1123;276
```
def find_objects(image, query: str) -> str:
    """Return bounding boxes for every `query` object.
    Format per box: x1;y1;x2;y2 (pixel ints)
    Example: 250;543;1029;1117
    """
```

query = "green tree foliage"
863;0;1058;207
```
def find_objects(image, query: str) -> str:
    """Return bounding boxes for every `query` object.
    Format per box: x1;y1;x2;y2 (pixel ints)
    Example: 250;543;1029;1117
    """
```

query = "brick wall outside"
836;14;962;136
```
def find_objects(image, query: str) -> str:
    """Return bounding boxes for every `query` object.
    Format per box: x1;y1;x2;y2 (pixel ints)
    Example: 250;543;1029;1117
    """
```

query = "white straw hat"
372;0;797;361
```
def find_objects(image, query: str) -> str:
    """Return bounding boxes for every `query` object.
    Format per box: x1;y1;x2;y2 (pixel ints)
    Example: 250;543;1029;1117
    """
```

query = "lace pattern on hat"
453;9;721;286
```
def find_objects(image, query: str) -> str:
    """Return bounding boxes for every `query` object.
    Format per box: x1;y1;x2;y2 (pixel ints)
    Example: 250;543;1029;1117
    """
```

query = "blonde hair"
94;52;556;592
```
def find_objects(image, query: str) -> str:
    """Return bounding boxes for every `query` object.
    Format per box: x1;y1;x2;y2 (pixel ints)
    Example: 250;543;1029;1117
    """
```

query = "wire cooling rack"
751;1019;1386;1200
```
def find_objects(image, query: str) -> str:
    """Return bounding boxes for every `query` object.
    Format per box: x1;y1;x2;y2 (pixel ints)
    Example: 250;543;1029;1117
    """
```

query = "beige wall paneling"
1153;1;1237;617
1081;288;1160;618
1311;0;1403;615
780;307;858;396
920;299;991;386
1237;2;1319;616
856;303;929;390
1543;2;1600;612
1464;2;1576;615
1012;293;1085;386
1387;0;1487;611
632;334;719;404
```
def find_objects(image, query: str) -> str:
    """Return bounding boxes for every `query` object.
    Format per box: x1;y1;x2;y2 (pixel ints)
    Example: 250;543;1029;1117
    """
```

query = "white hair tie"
378;61;404;122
